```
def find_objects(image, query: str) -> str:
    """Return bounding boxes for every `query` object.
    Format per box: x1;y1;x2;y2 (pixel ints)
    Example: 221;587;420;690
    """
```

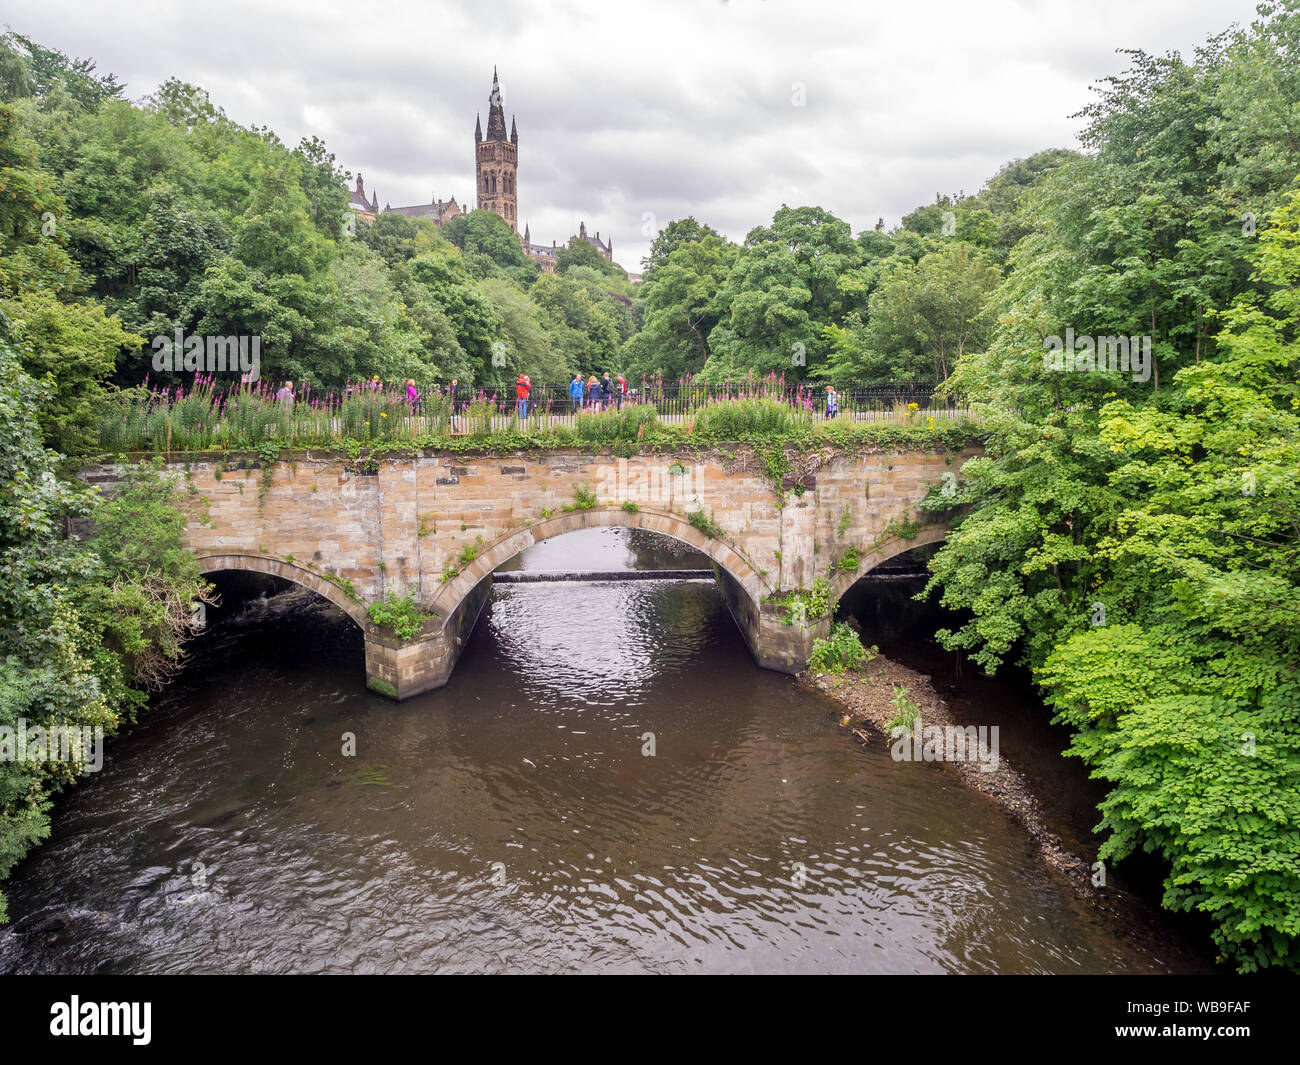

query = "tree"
293;135;350;241
642;216;722;280
922;7;1300;970
0;33;122;108
0;336;114;922
406;248;502;376
556;233;624;278
1039;190;1300;973
478;276;570;382
624;234;737;378
856;242;1001;383
4;290;143;451
701;205;867;382
459;209;526;270
358;211;448;267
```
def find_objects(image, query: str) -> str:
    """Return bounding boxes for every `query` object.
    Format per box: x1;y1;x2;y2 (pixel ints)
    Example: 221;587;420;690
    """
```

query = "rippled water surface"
0;529;1211;973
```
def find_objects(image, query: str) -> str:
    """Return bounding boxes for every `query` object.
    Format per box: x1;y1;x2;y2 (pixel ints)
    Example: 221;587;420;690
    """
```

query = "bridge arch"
826;525;948;608
195;551;371;629
427;506;772;622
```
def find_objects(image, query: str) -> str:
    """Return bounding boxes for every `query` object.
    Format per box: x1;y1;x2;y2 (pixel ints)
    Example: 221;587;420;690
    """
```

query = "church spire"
510;115;518;145
485;67;508;141
474;113;482;142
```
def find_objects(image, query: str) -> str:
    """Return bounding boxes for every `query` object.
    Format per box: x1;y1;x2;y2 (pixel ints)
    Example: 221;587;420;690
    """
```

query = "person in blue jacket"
586;375;602;408
569;372;584;413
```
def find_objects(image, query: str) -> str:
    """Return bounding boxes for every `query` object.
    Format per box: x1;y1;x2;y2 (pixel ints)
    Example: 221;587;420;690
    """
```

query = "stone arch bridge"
109;445;975;698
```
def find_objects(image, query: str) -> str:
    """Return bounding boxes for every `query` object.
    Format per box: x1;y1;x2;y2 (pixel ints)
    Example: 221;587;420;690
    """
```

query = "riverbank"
799;652;1097;892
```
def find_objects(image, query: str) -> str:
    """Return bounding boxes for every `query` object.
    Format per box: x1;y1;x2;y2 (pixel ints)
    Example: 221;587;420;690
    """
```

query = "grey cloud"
14;0;1263;265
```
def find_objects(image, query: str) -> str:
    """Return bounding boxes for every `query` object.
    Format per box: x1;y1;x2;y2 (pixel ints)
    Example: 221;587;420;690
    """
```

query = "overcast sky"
10;0;1263;269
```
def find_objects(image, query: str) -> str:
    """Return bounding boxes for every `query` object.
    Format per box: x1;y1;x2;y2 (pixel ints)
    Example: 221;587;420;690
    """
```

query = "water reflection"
0;531;1211;974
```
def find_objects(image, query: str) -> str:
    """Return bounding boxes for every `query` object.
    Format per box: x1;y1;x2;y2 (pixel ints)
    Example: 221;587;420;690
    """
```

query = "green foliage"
365;591;428;642
556;233;625;278
457;535;484;565
921;13;1300;970
564;484;598;512
838;547;861;572
773;575;833;626
878;512;921;545
321;572;359;600
620;500;639;513
808;622;876;673
815;243;1000;384
0;339;208;920
574;403;658;444
78;460;215;695
700;206;869;382
687;508;723;539
885;687;920;733
4;290;144;453
693;397;804;440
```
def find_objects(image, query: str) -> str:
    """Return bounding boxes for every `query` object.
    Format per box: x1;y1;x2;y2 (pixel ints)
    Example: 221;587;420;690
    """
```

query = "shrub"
809;623;876;673
366;592;428;642
687;507;724;539
564;484;598;511
692;397;804;440
574;403;658;444
885;687;920;733
773;575;832;625
457;535;485;565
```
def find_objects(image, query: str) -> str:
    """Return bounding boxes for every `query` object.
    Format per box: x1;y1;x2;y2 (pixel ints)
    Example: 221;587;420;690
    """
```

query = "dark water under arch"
0;528;1213;974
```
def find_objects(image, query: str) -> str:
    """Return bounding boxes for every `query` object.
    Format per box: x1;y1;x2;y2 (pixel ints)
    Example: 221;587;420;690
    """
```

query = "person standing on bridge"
569;372;584;414
601;372;614;410
515;373;530;420
825;386;839;419
616;373;626;410
586;375;601;409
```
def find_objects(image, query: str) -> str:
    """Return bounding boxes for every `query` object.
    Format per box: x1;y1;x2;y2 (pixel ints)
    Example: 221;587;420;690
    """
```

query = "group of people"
513;372;627;418
281;375;840;421
567;372;626;413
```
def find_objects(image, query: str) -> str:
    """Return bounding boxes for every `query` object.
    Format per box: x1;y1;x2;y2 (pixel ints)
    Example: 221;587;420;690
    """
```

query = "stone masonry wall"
86;444;977;696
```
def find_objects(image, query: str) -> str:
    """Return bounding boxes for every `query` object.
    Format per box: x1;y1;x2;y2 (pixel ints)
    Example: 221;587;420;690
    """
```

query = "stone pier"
87;442;977;698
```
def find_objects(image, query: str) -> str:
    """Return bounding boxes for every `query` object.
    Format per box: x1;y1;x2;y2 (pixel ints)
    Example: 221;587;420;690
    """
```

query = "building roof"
349;173;378;212
577;220;611;254
385;198;461;222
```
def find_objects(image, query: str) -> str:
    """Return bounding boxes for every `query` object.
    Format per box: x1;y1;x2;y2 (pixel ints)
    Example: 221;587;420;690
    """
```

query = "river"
0;528;1213;973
